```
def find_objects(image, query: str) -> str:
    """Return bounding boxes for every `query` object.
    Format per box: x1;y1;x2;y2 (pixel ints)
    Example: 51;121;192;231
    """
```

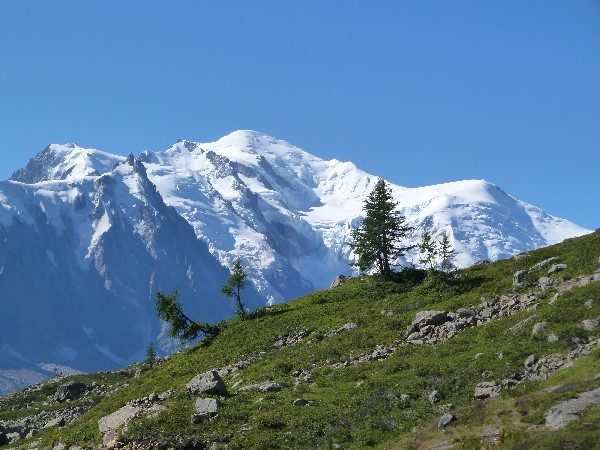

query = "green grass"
3;230;600;449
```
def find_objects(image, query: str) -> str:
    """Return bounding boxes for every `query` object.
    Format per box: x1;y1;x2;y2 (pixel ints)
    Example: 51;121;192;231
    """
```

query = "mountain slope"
2;230;599;449
0;131;590;395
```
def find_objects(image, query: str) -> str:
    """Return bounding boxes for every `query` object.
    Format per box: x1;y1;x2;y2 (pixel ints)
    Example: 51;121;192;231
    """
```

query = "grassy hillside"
1;230;600;449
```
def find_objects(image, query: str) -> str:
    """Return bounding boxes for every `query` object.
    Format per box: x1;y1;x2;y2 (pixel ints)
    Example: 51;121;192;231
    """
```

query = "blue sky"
0;1;598;229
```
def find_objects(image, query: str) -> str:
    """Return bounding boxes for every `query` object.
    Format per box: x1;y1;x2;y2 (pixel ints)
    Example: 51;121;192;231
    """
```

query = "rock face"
545;386;600;430
239;382;284;393
187;371;227;396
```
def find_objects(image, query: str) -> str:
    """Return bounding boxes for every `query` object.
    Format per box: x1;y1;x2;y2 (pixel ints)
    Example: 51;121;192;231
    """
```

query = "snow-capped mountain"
0;131;590;394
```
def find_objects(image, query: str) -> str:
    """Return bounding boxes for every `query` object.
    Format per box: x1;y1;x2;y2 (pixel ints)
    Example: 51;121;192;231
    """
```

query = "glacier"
0;130;590;395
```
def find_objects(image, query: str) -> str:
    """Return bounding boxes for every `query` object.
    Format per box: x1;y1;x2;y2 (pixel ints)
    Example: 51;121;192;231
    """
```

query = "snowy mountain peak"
10;144;125;184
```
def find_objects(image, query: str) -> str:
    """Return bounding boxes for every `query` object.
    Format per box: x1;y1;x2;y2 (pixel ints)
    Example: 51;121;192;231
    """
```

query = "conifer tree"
349;178;414;279
439;233;456;272
418;228;438;273
221;258;249;319
144;342;156;369
154;289;220;343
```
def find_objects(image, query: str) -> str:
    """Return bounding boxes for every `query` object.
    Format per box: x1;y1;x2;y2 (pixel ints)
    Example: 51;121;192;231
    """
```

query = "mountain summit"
0;130;590;394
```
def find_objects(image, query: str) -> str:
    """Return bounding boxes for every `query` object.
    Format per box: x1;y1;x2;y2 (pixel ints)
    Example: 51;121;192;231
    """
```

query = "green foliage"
6;229;600;450
154;288;220;343
221;258;249;319
349;178;414;279
418;228;456;274
144;342;156;369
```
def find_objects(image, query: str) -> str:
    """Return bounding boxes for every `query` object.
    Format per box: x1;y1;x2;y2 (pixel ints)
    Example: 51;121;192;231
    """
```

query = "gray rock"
194;398;221;416
532;322;548;336
581;318;599;331
408;311;449;332
428;390;439;403
187;370;227;396
328;322;358;337
474;382;501;399
548;264;567;275
53;381;87;403
148;392;159;402
545;386;600;429
585;299;593;309
239;381;283;393
549;293;561;305
98;404;142;444
330;275;352;288
525;355;536;368
291;398;309;407
44;417;65;428
538;277;555;290
457;308;476;318
547;334;559;342
513;270;528;286
530;257;558;272
438;413;456;428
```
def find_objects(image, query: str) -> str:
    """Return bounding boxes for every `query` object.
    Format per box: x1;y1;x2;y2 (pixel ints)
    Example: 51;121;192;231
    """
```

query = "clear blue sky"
0;1;598;229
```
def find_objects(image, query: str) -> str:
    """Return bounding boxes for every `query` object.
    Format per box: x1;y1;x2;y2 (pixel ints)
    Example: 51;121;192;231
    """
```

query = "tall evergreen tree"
349;178;414;279
418;228;438;273
221;258;249;319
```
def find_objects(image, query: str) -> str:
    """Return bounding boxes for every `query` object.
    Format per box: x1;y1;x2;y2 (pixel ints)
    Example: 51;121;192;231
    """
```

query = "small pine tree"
154;289;220;343
349;178;414;279
439;233;456;272
221;258;248;319
144;342;156;369
418;229;438;273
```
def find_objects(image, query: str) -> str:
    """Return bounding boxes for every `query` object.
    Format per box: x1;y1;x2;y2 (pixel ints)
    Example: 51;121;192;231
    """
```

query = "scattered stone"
380;309;394;316
187;370;227;396
538;276;557;290
585;299;594;309
548;264;568;275
53;381;87;403
473;259;490;265
291;399;309;407
531;257;558;272
191;397;221;423
545;386;600;429
475;352;484;359
513;270;528;286
148;392;159;402
274;329;311;348
158;390;172;401
239;382;283;393
407;311;449;333
428;390;439;403
547;334;559;342
474;382;501;399
438;413;456;428
327;322;358;337
581;318;600;331
549;293;561;305
400;394;411;402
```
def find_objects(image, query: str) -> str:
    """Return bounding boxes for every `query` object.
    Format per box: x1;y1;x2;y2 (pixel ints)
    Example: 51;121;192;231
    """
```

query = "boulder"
291;399;309;407
525;355;536;368
513;270;528;286
328;322;358;337
474;382;501;399
53;381;87;403
187;370;227;396
548;264;567;275
408;311;449;332
438;413;456;428
545;386;600;429
530;257;558;271
193;397;221;421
